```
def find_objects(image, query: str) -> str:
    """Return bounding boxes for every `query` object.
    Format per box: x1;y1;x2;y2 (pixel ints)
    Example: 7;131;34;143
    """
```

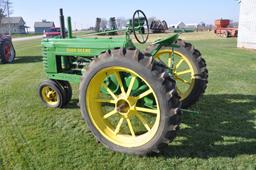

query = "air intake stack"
60;8;66;38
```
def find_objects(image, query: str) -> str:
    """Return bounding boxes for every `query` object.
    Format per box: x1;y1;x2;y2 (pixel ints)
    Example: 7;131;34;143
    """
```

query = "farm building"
237;0;256;49
34;20;55;33
186;24;198;29
175;22;186;29
0;17;27;34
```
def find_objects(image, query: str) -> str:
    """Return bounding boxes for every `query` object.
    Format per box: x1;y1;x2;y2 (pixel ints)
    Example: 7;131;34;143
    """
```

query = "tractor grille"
42;47;48;71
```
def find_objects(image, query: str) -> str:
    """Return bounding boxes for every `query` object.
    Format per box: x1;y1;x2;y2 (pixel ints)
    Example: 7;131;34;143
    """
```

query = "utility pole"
6;0;11;35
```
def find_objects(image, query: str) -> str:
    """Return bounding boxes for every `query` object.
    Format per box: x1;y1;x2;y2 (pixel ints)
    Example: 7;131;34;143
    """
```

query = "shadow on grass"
162;94;256;158
65;99;80;109
64;94;256;158
14;56;42;64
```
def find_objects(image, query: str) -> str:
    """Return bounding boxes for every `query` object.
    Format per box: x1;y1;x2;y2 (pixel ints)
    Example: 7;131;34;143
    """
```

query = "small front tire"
54;80;73;106
38;80;66;108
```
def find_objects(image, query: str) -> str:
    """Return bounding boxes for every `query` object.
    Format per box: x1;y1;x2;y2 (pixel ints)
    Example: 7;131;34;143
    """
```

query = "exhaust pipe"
60;8;66;38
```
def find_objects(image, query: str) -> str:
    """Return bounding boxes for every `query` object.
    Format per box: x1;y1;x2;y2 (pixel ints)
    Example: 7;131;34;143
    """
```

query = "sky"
10;0;240;31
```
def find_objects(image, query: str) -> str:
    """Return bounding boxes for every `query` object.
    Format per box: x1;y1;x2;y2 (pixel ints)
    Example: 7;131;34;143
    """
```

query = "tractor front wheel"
38;80;66;108
54;80;73;106
79;48;181;155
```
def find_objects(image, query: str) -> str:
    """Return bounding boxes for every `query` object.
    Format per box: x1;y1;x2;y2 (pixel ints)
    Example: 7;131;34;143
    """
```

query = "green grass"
0;33;256;169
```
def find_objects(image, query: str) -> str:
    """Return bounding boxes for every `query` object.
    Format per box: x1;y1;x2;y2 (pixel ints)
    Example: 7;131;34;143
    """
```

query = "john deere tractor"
0;34;15;63
38;9;208;155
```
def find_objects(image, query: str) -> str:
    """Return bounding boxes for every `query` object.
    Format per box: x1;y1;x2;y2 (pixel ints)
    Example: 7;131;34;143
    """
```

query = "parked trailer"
214;19;238;38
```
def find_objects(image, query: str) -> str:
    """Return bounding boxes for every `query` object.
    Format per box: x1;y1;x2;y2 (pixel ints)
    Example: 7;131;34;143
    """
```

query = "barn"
237;0;256;49
0;17;27;34
175;22;186;29
34;20;55;33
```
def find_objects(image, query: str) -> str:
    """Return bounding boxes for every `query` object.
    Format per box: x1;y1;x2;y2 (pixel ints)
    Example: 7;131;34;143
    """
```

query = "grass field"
0;32;256;169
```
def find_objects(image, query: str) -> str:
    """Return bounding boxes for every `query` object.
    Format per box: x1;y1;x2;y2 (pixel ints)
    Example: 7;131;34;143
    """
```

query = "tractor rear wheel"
0;40;16;64
154;39;208;108
79;48;181;155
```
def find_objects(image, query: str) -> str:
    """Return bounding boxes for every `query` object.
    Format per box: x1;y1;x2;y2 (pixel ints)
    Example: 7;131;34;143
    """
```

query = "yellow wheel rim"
41;86;58;105
155;49;195;100
86;66;160;147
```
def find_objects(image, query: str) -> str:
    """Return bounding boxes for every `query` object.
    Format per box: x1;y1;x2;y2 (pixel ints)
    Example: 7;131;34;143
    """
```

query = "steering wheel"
132;10;149;44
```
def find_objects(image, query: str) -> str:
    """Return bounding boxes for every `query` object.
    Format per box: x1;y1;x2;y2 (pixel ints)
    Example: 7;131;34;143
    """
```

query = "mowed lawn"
0;32;256;169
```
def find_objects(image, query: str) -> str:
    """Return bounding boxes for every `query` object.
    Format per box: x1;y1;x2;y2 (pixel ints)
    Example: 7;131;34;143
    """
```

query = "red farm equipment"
214;19;238;38
0;34;15;63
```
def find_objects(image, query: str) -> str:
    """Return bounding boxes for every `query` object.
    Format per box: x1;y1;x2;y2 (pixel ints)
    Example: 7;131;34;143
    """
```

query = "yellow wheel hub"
41;86;58;105
86;67;160;147
155;49;195;100
116;99;130;115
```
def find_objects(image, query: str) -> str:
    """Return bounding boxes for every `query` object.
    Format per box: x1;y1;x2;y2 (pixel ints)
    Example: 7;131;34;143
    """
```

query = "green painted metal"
67;17;73;38
48;73;81;83
41;14;180;85
152;34;179;46
41;37;129;82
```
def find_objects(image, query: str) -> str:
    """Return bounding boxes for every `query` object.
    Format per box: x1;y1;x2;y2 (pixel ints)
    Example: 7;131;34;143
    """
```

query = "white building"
237;0;256;49
186;24;198;29
175;22;186;29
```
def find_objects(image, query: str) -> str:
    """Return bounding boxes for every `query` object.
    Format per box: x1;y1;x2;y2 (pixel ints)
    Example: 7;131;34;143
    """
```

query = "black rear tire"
175;39;208;108
147;39;208;108
79;48;181;155
0;40;16;64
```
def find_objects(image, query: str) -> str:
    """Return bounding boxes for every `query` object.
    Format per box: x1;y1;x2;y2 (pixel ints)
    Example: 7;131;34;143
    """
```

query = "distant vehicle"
44;27;64;38
214;19;238;38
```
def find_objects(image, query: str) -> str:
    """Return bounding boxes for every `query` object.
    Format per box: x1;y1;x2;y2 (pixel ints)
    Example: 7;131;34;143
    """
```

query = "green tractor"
38;9;208;155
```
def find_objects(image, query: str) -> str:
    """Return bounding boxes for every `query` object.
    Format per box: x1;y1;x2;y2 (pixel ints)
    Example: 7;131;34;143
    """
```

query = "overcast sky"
10;0;240;31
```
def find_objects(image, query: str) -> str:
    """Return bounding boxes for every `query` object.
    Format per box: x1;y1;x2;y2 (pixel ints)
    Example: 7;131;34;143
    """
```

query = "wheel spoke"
137;89;153;99
155;54;161;60
176;86;182;95
103;109;117;119
140;33;145;42
45;87;51;93
135;107;159;115
126;75;136;97
114;117;124;135
168;53;172;67
114;72;125;95
175;59;184;69
102;83;117;100
95;98;116;104
137;12;140;27
176;76;191;85
175;69;192;76
134;112;151;131
126;118;135;137
53;96;57;101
